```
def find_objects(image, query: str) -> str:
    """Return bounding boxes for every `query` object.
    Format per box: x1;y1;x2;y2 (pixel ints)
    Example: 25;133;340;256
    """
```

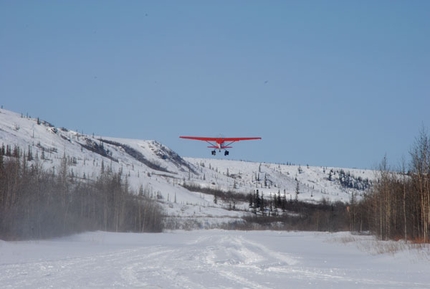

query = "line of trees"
243;199;349;232
350;128;430;242
246;189;349;231
0;147;164;240
183;182;349;232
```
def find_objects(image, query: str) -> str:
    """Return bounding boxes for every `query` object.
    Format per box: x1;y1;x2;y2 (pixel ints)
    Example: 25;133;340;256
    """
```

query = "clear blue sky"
1;1;429;169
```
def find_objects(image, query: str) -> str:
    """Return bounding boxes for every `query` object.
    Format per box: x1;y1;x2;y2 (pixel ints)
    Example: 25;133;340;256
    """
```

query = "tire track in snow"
194;234;299;289
0;248;164;288
2;232;425;288
118;233;299;289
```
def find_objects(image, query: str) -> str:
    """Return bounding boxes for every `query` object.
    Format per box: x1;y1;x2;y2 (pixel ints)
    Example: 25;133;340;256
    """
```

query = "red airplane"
179;136;261;156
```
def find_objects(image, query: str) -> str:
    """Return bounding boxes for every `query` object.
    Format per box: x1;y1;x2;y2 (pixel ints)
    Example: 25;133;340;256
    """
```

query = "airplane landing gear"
211;150;229;156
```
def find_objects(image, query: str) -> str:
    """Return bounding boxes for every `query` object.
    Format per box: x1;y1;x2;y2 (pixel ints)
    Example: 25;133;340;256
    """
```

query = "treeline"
245;189;349;231
0;148;164;240
182;182;349;232
242;200;348;231
181;182;249;206
350;128;430;242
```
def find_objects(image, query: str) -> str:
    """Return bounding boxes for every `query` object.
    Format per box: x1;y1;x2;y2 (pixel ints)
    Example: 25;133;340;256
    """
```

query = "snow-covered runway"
1;231;429;288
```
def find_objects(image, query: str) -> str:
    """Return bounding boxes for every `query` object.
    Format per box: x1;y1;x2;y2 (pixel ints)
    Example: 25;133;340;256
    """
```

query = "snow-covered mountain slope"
0;108;376;223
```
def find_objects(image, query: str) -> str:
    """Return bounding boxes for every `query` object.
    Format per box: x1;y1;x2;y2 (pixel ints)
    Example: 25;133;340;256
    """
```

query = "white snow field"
1;230;429;289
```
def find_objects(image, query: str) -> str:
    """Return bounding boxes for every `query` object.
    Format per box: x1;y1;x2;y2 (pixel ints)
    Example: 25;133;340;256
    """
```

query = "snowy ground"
1;230;429;289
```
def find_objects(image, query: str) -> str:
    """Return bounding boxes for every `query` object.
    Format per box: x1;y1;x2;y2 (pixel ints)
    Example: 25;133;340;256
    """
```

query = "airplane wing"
179;136;219;141
179;136;261;142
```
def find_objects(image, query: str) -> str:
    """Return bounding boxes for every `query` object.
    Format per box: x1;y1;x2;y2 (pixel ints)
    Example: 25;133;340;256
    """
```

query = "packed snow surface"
1;230;429;289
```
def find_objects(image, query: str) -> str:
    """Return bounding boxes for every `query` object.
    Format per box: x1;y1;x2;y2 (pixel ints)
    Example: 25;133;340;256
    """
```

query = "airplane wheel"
224;150;229;156
211;150;216;155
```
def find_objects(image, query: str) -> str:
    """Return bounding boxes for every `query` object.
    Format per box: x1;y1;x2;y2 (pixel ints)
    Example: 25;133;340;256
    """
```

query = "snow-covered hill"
0;108;376;226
